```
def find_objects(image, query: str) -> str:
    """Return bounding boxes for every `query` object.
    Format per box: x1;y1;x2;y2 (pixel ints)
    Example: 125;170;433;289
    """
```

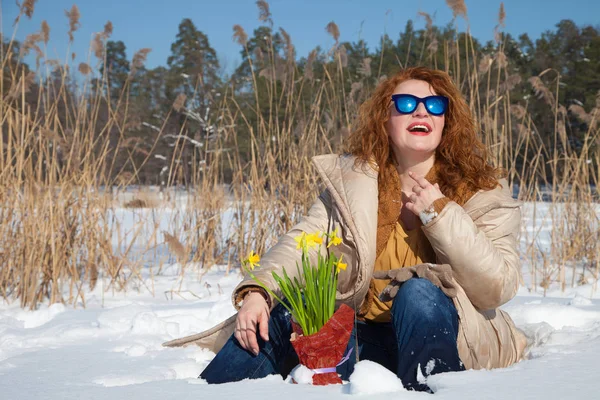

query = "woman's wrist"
246;289;269;302
419;205;439;225
432;197;450;213
420;197;450;225
235;286;271;309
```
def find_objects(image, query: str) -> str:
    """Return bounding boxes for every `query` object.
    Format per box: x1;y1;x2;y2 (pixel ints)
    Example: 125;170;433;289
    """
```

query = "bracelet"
419;205;439;225
245;288;271;307
246;289;266;300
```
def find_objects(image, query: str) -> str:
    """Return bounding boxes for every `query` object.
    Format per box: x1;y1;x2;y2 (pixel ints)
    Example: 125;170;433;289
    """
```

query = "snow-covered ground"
1;202;599;399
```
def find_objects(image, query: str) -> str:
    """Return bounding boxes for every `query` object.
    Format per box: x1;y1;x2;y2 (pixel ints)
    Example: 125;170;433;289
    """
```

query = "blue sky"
2;0;599;74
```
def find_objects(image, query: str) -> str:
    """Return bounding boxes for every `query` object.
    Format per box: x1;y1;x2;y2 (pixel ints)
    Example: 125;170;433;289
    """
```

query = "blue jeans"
200;278;464;392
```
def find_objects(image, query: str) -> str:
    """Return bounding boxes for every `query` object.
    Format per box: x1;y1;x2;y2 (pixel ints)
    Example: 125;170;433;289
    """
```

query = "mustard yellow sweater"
363;222;437;322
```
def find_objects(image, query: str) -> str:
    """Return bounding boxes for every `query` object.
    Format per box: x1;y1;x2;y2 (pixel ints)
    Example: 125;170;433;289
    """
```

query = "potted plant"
242;229;354;385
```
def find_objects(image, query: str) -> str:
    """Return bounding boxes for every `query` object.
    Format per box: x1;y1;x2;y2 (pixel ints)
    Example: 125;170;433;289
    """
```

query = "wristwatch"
419;205;439;225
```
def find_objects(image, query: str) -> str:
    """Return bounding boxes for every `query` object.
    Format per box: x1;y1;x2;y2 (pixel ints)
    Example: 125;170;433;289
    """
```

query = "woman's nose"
412;101;429;116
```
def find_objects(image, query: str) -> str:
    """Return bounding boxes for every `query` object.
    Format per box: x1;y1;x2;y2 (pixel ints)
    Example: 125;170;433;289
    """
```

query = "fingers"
258;309;270;342
234;293;271;355
408;171;431;188
405;173;444;218
404;201;416;214
237;319;249;351
234;321;245;349
235;323;250;352
235;313;259;354
240;318;259;355
245;319;259;355
412;185;423;195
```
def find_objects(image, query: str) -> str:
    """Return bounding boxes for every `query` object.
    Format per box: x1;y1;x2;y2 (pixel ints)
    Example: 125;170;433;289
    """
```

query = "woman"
169;67;527;391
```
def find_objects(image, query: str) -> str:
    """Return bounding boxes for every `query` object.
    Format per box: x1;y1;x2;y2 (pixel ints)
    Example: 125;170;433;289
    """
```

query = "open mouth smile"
407;122;432;136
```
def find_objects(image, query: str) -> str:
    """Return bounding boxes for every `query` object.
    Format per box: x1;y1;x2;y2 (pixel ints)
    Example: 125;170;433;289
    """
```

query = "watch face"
419;209;438;225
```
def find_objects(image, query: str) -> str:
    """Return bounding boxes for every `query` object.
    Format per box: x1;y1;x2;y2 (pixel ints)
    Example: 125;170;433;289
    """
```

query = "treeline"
3;3;599;187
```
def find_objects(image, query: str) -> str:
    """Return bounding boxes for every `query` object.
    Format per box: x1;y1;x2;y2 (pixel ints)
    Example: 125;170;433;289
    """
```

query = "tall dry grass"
1;1;598;310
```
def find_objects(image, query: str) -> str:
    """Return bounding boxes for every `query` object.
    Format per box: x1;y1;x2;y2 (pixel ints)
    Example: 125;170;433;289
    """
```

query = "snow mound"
288;364;315;384
347;360;405;395
97;304;152;332
567;294;593;306
15;303;65;328
131;311;180;337
507;302;600;330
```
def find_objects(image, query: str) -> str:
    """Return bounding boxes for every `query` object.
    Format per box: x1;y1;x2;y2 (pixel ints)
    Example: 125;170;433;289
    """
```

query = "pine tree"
396;20;419;68
233;26;284;91
372;34;398;79
167;18;221;109
165;18;221;186
101;40;130;103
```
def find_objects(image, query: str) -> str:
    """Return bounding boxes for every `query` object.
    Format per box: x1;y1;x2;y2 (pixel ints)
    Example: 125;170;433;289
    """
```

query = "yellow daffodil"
243;250;261;270
294;232;307;250
305;232;323;250
295;231;323;250
335;255;347;274
327;228;343;248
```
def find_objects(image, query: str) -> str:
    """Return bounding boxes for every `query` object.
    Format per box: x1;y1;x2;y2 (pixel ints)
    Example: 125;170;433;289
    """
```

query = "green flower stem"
245;236;342;337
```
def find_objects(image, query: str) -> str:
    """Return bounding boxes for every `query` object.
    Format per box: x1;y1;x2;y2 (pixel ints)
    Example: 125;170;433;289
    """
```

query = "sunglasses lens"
425;97;447;115
395;96;417;113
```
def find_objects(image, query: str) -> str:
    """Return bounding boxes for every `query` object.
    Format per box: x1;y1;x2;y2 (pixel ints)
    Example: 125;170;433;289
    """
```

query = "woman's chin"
402;145;437;155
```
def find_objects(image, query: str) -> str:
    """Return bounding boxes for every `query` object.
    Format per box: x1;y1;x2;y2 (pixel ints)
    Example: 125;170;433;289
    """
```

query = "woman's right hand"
235;292;270;355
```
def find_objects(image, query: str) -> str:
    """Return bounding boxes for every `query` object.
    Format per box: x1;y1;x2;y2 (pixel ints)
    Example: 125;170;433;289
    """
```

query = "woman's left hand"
404;171;446;216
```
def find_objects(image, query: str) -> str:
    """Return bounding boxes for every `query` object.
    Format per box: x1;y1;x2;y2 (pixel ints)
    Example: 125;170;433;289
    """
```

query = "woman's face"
386;79;445;160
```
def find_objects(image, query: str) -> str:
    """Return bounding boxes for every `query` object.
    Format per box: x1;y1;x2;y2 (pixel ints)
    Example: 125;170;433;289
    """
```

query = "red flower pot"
290;303;355;385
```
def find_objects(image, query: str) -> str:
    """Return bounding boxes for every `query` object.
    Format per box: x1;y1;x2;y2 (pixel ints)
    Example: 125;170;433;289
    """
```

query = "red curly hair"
346;67;502;204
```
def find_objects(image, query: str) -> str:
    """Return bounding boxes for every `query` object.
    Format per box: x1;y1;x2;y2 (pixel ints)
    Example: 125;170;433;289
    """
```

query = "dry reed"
1;0;598;310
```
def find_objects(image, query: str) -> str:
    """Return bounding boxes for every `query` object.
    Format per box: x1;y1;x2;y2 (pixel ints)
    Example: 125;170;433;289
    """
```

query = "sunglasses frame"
391;94;449;116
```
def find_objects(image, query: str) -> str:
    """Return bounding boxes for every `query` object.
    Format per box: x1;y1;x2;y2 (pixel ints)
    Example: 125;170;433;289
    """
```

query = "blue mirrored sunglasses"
391;94;449;116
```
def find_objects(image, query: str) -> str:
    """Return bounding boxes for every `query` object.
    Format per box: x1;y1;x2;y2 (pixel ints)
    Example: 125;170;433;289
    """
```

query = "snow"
347;360;406;395
1;202;600;399
288;364;315;385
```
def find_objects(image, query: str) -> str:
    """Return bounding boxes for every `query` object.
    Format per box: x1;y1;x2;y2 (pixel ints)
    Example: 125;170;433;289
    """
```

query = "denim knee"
267;303;292;342
391;278;454;324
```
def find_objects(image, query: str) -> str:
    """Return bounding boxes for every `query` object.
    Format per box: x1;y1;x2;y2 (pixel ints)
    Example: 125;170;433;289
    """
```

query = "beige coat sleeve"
422;201;521;310
231;190;332;310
